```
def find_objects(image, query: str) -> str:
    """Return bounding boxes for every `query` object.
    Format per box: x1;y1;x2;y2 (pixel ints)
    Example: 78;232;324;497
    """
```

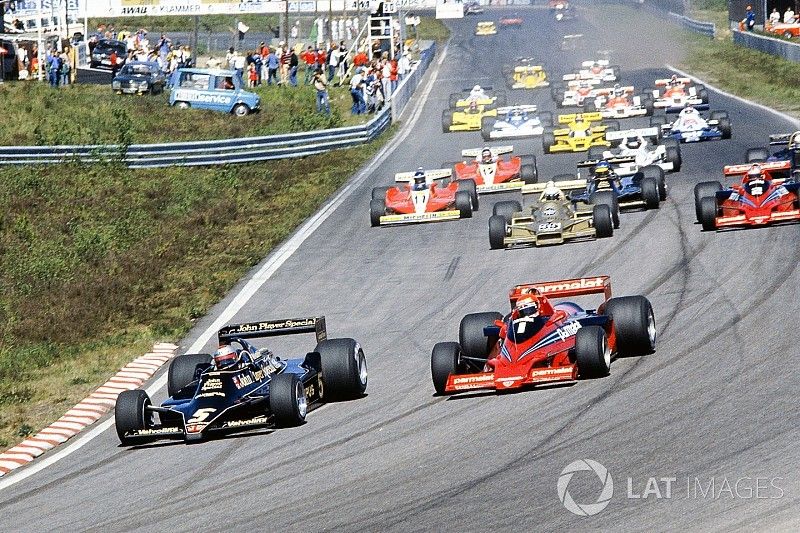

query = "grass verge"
0;125;395;451
88;14;280;34
0;81;371;146
412;17;451;43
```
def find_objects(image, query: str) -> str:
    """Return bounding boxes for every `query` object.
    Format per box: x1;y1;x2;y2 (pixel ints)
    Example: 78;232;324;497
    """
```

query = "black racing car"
114;316;368;445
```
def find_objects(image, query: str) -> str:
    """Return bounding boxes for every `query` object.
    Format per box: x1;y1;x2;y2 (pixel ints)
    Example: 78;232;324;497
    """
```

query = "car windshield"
124;64;153;76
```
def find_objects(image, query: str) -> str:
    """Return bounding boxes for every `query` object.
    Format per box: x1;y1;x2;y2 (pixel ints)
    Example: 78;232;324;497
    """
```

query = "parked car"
169;68;261;116
112;61;166;95
90;39;126;69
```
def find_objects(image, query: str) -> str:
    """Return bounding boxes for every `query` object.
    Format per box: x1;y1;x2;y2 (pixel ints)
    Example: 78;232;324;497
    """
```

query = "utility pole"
283;0;289;43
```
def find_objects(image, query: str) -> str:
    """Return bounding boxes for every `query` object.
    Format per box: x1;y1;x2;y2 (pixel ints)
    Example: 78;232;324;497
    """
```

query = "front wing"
379;210;462;225
714;209;800;229
445;365;577;392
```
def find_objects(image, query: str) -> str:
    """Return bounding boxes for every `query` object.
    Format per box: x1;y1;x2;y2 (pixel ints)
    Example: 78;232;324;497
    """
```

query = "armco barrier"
669;11;715;38
0;43;436;168
733;29;800;62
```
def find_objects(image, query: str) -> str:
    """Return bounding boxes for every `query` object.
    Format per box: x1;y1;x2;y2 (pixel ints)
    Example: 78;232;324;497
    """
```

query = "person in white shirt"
784;7;796;24
398;50;411;80
769;8;781;26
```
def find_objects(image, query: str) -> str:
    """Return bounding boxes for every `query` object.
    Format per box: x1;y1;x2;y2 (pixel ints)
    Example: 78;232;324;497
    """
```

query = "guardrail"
0;43;436;168
733;29;800;62
669;11;716;38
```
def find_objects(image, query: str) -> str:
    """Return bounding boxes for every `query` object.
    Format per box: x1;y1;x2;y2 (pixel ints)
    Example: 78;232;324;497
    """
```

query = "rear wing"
723;160;791;177
395;169;452;182
654;76;691;86
769;132;800;146
514;64;543;72
218;317;327;344
581;59;609;67
577;155;636;168
605;127;660;141
462;145;513;157
510;276;611;304
496;105;538;115
558;112;603;124
460;85;493;92
521;179;587;194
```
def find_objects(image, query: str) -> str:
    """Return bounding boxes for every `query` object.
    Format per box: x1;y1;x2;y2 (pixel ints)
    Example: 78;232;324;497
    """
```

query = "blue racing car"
114;317;368;445
568;158;666;227
651;107;731;143
745;133;800;178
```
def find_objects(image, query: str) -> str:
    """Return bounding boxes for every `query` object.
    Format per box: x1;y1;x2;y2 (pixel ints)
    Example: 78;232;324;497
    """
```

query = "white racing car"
562;59;620;84
553;80;612;108
651;108;731;143
481;105;553;140
586;127;682;175
651;76;709;111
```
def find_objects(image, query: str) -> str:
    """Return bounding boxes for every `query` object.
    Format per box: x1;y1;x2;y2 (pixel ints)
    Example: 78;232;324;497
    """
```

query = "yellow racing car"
475;21;497;35
448;86;506;109
502;59;550;90
542;112;620;154
443;103;498;133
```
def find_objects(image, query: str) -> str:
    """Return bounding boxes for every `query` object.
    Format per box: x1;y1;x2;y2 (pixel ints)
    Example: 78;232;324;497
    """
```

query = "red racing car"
694;161;800;231
370;168;478;226
447;146;538;194
430;276;656;394
500;16;523;27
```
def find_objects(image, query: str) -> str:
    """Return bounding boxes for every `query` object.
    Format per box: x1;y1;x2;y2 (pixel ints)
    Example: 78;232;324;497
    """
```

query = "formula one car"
588;127;682;174
500;16;524;27
745;132;800;171
443;102;498;133
476;21;497;35
488;180;613;248
652;107;731;143
430;276;656;394
115;317;368;444
447;145;538;194
563;60;620;84
651;76;708;111
464;1;484;15
585;86;655;118
553;80;610;108
694;161;800;231
370;168;478;226
448;85;506;109
542;113;619;154
480;105;553;141
568;160;666;226
554;2;577;21
503;59;550;89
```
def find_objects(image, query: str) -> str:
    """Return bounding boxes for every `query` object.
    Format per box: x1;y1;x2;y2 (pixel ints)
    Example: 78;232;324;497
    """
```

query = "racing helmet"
213;345;239;369
481;148;493;164
789;131;800;150
746;164;766;195
670;74;679;85
626;136;641;150
472;84;482;93
594;160;612;179
578;80;590;89
468;100;479;112
542;180;563;201
412;167;427;190
680;105;698;118
613;83;623;97
515;295;540;319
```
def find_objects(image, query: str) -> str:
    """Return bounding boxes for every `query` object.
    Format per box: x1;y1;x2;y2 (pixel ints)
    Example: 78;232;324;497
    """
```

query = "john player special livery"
114;317;367;445
430;277;656;394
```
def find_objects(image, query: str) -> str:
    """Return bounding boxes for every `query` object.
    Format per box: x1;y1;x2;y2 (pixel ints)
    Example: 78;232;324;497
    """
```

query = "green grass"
412;17;451;43
0;81;370;146
0;126;395;451
678;29;800;118
88;14;279;34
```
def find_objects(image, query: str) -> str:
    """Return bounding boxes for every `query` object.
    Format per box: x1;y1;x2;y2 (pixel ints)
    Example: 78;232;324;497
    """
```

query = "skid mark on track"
443;256;461;281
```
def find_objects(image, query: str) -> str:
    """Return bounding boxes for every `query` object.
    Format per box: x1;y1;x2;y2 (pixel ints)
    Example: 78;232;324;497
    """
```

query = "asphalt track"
2;5;800;531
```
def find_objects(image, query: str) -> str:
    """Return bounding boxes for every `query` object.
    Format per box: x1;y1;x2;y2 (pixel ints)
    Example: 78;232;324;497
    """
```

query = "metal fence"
0;42;436;168
733;29;800;63
669;11;716;38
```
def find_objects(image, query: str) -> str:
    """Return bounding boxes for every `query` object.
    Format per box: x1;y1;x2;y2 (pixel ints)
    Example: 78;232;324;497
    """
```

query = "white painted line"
666;64;800;128
0;43;450;493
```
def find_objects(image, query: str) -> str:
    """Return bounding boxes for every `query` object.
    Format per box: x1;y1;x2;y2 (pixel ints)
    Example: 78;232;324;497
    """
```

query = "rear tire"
588;145;607;160
521;164;537;184
492;200;521;223
642;165;667;201
269;373;307;427
575;326;610;378
316;338;368;400
459;311;503;359
370;198;386;227
481;117;495;141
431;342;461;395
371;186;392;200
167;354;212;398
489;215;508;249
604;295;656;356
442;110;453;133
693;181;722;222
455;191;473;218
590;190;619;228
457;179;479;210
593;204;613;238
641;177;660;209
542;131;555;153
700;196;718;231
115;390;153;445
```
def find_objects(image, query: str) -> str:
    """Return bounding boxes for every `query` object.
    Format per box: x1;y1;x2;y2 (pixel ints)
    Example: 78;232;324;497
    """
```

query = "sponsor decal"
222;318;315;336
196;392;226;399
132;427;183;436
233;369;265;389
122;6;149;14
530;367;574;379
224;416;269;428
556;321;582;341
174;90;233;105
186;424;207;433
202;378;223;391
536;277;605;294
453;374;494;385
381;210;460;223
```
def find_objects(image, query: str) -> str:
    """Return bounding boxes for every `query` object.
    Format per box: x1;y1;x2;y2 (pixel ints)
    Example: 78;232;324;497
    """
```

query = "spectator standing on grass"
327;41;338;82
289;48;299;86
291;21;300;40
251;49;263;85
248;62;257;87
233;50;246;79
784;6;796;24
313;68;330;115
59;49;71;86
110;49;121;77
158;34;171;64
226;46;236;69
390;56;398;93
381;55;392;99
266;47;279;85
280;42;291;85
337;41;348;81
302;45;316;84
350;66;366;114
47;49;61;87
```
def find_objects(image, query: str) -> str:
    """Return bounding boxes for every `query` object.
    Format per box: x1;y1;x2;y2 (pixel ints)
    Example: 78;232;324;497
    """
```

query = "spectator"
291;20;300;40
769;7;781;26
302;45;316;84
353;47;369;68
280;41;291;85
232;50;245;79
248;62;257;87
785;6;796;24
110;49;121;77
266;47;279;85
225;46;236;69
157;34;171;63
398;49;411;81
47;49;61;87
381;56;392;99
337;41;348;81
327;41;338;81
251;49;263;85
743;5;755;31
60;49;71;86
289;48;299;87
390;56;398;93
206;55;221;68
313;68;330;114
350;66;366;114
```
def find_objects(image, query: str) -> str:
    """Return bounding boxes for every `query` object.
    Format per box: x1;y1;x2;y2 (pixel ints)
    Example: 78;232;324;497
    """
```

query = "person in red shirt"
302;46;316;84
353;49;369;68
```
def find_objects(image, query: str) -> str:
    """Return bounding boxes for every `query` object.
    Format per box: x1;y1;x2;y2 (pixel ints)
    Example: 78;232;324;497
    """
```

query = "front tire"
642;165;667;201
457;179;479;210
455;191;473;218
115;389;153;445
604;295;656;356
492;200;521;223
641;177;660;209
269;373;307;427
575;326;611;378
431;342;461;395
590;190;619;228
489;215;507;249
459;311;503;359
316;338;368;400
700;196;718;231
592;204;614;238
693;181;722;222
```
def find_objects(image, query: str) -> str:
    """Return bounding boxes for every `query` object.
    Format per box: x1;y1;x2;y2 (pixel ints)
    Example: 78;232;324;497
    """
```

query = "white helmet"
542;180;563;201
472;84;481;92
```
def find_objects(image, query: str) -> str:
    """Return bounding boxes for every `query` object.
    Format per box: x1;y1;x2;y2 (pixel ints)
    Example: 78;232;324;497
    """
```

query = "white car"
553;80;610;108
586;86;654;118
586;127;682;175
481;105;553;140
562;60;620;83
651;76;709;111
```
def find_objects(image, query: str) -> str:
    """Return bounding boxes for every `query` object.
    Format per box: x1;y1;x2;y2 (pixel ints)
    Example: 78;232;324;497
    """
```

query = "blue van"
169;68;261;116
